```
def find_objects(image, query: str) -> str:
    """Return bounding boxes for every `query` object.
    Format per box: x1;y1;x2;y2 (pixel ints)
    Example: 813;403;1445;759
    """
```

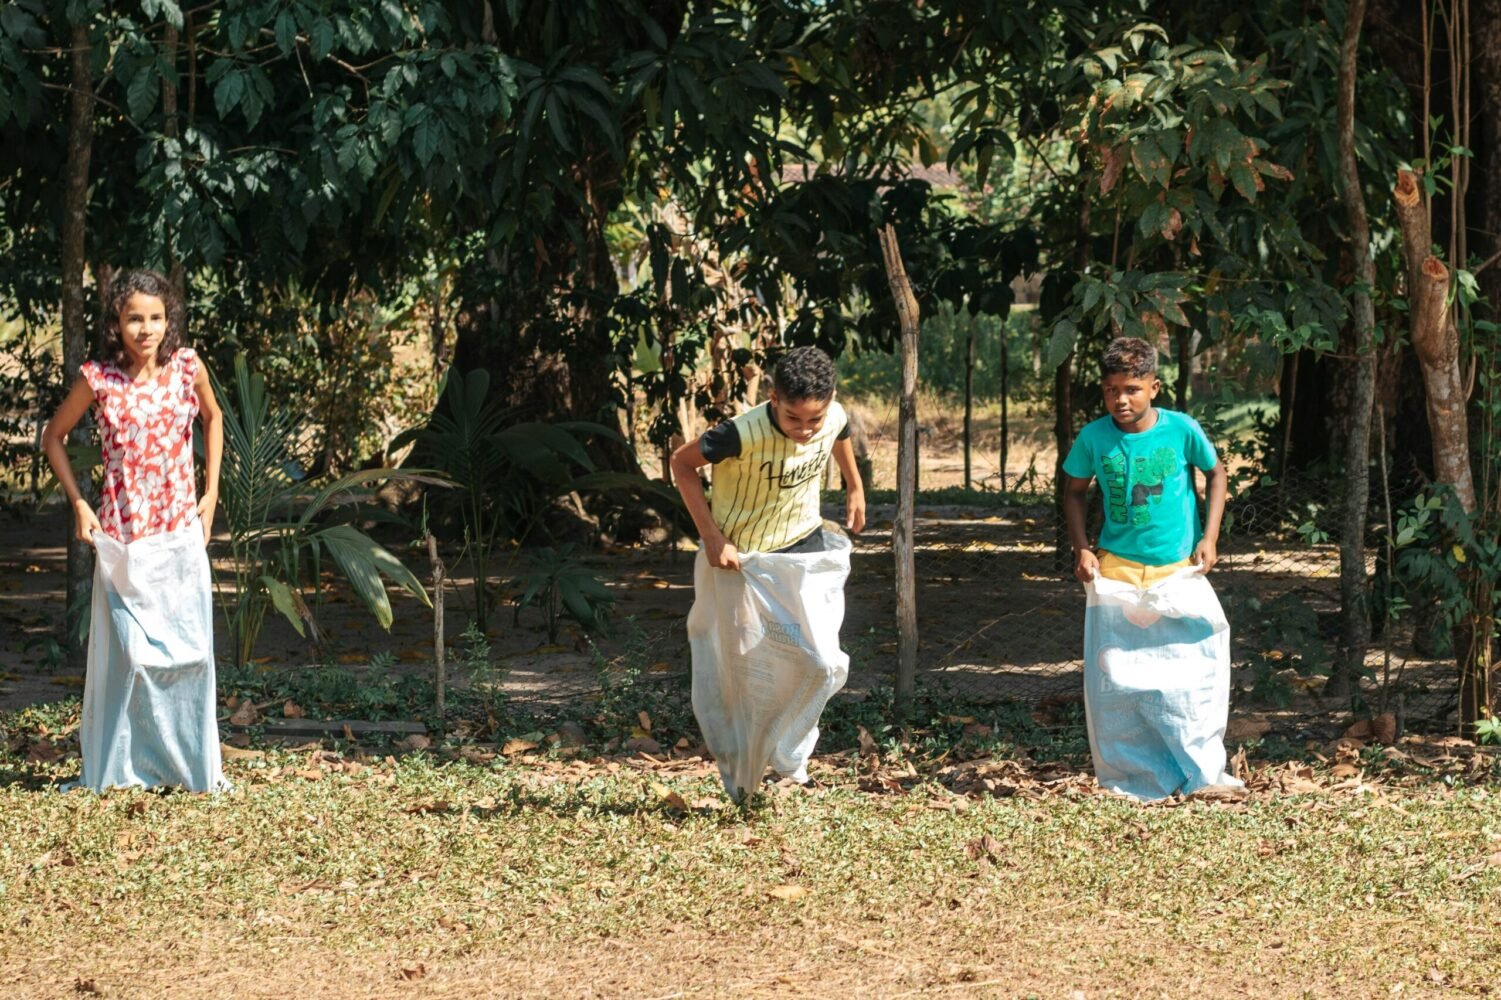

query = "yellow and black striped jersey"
703;400;847;554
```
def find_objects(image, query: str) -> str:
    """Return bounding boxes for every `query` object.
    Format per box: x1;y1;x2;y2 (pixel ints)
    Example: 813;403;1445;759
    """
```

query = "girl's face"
116;292;169;369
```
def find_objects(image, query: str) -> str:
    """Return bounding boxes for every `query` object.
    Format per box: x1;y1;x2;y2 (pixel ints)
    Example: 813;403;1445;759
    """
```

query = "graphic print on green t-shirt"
1101;447;1180;527
1062;408;1217;566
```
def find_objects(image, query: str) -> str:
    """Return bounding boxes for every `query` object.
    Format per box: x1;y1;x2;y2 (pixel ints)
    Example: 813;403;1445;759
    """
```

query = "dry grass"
1;724;1498;1000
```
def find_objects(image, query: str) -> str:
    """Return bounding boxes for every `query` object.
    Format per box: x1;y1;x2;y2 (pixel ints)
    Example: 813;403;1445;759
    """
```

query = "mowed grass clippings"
0;747;1498;999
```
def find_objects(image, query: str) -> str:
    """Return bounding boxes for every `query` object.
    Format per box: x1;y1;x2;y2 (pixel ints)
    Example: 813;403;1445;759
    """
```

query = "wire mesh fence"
816;461;1463;730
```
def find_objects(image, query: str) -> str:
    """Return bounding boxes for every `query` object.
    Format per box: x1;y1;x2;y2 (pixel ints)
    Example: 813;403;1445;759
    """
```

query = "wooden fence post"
426;533;447;732
963;317;974;490
878;224;920;711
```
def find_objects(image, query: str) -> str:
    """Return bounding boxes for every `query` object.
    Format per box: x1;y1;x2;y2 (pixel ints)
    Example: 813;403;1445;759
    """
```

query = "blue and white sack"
689;530;851;801
1083;566;1240;800
80;524;228;792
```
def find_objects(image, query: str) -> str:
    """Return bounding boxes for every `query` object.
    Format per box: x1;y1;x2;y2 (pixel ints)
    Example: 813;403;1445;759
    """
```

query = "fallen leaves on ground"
396;733;432;752
964;834;1004;863
228;701;260;727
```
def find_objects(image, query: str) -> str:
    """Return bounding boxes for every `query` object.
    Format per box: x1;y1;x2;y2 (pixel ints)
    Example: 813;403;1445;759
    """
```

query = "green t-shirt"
1062;408;1218;566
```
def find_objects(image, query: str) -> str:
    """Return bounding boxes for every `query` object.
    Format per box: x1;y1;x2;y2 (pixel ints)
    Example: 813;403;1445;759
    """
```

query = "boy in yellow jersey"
671;347;866;799
1061;336;1242;800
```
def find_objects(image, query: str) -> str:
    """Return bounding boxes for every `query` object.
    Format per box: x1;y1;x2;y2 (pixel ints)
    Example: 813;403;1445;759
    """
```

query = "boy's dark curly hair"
1100;337;1158;379
102;268;184;368
771;345;837;402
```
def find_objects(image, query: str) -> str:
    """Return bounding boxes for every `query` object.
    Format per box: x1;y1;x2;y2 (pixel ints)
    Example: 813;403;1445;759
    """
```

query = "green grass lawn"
1;704;1498;999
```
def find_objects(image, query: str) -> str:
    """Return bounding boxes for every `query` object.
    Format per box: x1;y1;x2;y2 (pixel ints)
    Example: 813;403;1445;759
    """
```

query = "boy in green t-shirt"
1061;337;1240;800
1062;337;1225;583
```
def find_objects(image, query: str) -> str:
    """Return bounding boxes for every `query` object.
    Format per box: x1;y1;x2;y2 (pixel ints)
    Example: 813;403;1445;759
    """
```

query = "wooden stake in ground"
878;224;920;710
426;533;447;731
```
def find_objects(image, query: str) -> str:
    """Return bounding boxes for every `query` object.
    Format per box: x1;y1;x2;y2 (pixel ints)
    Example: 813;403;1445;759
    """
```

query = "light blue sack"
80;524;228;792
689;531;851;801
1083;566;1240;800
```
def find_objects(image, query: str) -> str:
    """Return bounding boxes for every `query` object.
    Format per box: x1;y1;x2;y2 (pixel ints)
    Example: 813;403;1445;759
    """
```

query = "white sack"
1083;566;1240;800
80;523;227;792
690;530;851;800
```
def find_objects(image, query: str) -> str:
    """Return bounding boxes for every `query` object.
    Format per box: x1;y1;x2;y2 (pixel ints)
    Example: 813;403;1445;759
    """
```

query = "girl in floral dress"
42;268;228;792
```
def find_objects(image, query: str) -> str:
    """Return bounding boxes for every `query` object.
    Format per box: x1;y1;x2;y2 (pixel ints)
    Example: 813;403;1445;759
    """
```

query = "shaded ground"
1;492;1457;739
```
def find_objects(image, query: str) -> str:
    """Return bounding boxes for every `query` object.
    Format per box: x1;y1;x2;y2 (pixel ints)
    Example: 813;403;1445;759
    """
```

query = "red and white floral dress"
81;348;202;544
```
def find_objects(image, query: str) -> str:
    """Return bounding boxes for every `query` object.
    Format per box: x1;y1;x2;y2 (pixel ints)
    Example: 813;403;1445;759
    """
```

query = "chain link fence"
819;462;1462;729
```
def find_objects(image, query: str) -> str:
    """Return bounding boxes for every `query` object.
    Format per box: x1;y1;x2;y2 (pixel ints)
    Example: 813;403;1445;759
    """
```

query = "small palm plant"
215;354;443;666
393;368;676;632
516;545;616;643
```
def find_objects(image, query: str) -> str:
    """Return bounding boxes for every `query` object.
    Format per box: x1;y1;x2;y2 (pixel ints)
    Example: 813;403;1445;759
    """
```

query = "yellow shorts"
1097;552;1194;588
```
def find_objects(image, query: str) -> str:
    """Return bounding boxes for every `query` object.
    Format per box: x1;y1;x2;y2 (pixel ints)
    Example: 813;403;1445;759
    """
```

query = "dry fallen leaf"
228;701;260;727
650;781;688;812
27;741;62;763
405;800;452;815
624;736;662;756
766;884;808;901
400;962;427;981
964;834;1003;862
1224;716;1272;743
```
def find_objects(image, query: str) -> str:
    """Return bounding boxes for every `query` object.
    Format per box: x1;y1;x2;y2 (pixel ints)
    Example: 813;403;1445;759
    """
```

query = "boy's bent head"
769;346;837;443
1100;337;1160;432
771;346;836;403
1101;337;1158;379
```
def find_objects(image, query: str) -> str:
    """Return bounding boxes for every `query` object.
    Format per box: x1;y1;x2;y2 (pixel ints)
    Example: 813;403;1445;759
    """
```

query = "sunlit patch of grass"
1;704;1499;998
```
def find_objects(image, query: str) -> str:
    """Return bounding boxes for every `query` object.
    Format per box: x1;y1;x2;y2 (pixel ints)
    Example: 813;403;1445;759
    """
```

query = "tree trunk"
1470;0;1501;718
963;319;974;489
161;22;185;297
1393;171;1477;512
879;225;920;713
1332;0;1378;700
1478;0;1501;317
1054;190;1089;568
1174;327;1191;412
999;322;1009;491
1052;355;1074;569
1394;168;1484;723
62;22;96;670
